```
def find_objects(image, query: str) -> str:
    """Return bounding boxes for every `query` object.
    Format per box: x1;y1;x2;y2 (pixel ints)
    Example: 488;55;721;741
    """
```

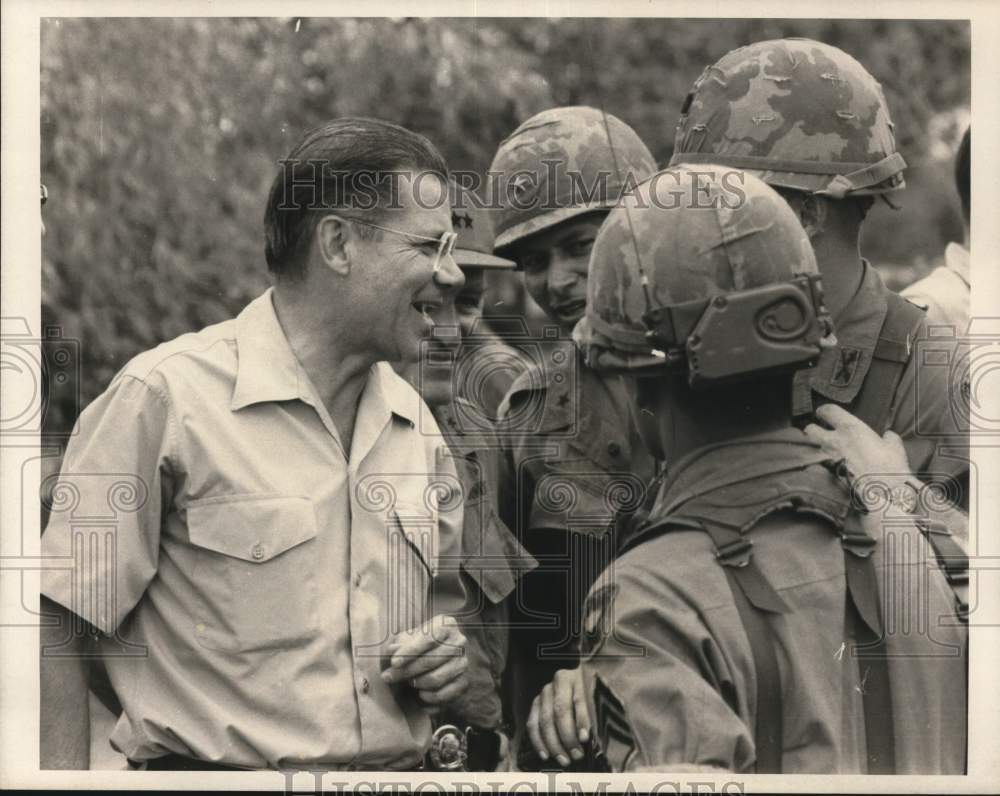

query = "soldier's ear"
316;215;352;276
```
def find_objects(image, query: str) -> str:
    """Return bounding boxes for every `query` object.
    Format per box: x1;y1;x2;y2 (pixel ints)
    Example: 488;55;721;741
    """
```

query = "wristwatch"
425;723;503;771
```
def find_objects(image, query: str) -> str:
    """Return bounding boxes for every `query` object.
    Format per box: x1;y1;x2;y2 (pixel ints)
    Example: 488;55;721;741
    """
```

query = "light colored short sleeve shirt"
41;289;463;770
902;242;970;331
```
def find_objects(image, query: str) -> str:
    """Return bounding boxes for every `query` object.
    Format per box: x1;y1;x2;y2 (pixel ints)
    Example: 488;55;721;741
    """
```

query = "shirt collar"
231;289;305;411
369;362;419;428
944;242;970;288
794;259;888;410
230;289;420;429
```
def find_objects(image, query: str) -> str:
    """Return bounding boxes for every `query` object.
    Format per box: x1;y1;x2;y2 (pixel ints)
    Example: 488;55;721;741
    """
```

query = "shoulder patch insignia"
592;674;637;770
581;581;618;658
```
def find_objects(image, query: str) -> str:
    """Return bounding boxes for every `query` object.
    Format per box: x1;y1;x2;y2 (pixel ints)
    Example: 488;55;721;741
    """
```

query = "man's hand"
382;615;468;711
804;403;911;484
526;667;591;767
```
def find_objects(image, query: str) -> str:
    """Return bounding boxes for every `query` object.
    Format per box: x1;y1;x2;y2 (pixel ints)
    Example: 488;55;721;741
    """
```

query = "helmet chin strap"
583;22;655;319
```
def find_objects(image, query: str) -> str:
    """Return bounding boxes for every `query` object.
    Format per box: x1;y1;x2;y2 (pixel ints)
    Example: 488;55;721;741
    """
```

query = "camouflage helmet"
488;106;657;257
668;39;906;198
574;165;834;385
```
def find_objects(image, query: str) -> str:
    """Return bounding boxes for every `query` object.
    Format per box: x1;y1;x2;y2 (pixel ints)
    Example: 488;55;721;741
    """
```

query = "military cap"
449;201;515;270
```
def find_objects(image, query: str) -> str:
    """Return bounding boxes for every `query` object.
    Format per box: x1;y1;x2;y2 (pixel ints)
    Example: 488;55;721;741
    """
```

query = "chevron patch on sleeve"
592;673;637;770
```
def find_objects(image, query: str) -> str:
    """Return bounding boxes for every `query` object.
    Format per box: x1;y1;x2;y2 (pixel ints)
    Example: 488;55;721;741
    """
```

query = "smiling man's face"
349;172;464;363
504;212;607;333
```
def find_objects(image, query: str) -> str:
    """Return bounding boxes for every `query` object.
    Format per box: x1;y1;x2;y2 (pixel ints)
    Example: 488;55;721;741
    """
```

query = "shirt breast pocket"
187;495;319;652
524;402;640;537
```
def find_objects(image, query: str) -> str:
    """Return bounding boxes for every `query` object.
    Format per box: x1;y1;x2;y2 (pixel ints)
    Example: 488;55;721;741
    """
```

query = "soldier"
575;165;967;773
668;39;970;508
903;127;970;329
448;194;532;420
394;201;537;771
487;106;659;769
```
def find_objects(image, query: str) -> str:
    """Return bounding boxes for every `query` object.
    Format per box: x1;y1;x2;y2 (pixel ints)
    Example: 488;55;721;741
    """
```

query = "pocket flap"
464;510;537;603
188;495;318;563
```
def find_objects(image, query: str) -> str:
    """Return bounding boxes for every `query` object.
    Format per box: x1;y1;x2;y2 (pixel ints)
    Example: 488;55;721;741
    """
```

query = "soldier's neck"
812;233;865;320
667;416;791;464
660;381;793;464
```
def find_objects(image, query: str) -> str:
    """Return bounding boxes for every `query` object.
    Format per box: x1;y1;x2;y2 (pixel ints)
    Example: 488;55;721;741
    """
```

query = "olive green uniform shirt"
433;399;536;730
496;351;657;755
581;430;967;773
793;261;967;483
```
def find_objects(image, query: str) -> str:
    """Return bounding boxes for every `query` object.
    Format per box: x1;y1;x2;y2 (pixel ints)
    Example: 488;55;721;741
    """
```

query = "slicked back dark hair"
264;117;449;281
955;127;970;224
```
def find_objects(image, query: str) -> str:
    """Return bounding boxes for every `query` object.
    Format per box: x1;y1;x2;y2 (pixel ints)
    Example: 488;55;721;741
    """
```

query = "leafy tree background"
40;17;970;433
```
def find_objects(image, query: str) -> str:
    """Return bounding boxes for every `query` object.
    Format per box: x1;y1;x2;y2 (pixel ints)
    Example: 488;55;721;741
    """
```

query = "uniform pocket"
187;494;319;652
463;508;535;604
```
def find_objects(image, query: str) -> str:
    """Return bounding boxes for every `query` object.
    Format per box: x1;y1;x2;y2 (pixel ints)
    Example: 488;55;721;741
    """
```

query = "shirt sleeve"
581;565;755;773
40;373;176;634
889;325;969;485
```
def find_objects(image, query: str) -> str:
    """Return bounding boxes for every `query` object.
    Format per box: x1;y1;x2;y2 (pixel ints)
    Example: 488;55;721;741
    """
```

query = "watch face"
429;725;467;771
888;481;920;514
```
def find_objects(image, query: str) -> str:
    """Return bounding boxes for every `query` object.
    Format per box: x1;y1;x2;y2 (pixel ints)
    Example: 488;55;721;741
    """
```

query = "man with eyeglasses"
40;118;472;771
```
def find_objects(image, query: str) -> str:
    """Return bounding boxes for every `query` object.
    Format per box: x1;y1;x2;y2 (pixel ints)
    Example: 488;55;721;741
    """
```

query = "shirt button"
251;543;265;561
607;442;622;457
360;678;370;694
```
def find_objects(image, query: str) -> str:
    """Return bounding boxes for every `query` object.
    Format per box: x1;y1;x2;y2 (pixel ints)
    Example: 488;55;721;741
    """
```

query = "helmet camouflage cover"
574;165;831;380
488;106;657;255
669;38;906;198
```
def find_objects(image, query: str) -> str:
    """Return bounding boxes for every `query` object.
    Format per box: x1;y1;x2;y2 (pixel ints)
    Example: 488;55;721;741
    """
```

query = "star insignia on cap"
451;211;473;229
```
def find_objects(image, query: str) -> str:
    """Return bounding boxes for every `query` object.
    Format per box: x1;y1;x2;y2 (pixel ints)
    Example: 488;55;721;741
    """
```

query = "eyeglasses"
338;216;458;273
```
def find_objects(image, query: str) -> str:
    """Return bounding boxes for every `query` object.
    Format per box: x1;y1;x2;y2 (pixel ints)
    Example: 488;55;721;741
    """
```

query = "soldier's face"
393;300;460;409
454;267;486;339
509;213;606;332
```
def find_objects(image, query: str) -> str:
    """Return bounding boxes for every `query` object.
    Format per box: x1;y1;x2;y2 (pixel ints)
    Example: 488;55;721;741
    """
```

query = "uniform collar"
432;398;495;449
230;289;417;427
654;428;828;517
794;259;888;410
944;242;970;288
